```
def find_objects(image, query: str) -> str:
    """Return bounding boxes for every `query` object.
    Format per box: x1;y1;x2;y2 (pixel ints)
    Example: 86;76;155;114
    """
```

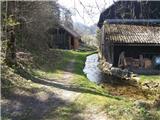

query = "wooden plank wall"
74;39;79;49
103;25;113;65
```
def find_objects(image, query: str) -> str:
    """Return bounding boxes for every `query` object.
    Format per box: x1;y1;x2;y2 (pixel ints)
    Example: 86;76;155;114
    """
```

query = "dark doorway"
113;45;160;67
71;37;74;49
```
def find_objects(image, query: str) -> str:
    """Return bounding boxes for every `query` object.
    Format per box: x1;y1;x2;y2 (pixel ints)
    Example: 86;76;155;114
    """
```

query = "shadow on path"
32;77;122;100
14;65;121;100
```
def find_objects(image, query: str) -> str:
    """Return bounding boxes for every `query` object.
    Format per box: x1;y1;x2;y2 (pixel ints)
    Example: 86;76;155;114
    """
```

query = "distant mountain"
73;22;97;35
89;24;97;35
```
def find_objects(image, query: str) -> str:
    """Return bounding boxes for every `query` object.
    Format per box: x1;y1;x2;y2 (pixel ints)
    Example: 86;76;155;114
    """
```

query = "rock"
143;82;150;88
142;85;150;90
134;100;151;109
103;68;111;74
153;83;159;88
110;67;130;78
132;77;140;82
142;81;160;89
153;95;160;108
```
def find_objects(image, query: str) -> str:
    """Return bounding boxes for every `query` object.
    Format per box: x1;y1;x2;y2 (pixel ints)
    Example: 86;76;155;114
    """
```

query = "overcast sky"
58;0;114;26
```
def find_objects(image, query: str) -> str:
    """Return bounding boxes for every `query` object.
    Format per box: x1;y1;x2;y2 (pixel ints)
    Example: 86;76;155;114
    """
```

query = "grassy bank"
2;49;160;120
45;50;160;120
71;52;160;120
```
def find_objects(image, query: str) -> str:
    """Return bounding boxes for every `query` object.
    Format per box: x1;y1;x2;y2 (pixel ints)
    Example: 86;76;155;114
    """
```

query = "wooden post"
57;28;59;48
68;36;71;49
62;30;65;49
111;44;114;65
101;26;105;59
63;30;66;49
50;34;53;48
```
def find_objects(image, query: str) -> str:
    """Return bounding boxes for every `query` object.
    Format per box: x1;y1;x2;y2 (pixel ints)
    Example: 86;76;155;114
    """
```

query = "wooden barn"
100;23;160;71
97;1;160;74
50;24;81;49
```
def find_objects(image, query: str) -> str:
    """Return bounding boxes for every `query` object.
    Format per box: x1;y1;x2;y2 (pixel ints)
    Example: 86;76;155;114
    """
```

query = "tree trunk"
5;27;16;66
5;1;17;66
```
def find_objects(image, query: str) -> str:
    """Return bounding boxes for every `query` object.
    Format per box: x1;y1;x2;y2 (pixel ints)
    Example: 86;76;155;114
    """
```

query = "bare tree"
1;1;60;65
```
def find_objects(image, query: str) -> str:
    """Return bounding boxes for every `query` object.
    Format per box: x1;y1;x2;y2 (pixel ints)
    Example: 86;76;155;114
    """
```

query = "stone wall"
98;52;139;86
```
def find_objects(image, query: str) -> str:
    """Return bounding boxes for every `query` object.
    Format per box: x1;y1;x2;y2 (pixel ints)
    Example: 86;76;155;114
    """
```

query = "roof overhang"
59;24;81;38
104;19;160;25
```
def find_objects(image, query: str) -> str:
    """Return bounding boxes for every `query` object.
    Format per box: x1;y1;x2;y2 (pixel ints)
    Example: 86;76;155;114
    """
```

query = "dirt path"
57;59;81;101
43;59;110;120
2;59;109;120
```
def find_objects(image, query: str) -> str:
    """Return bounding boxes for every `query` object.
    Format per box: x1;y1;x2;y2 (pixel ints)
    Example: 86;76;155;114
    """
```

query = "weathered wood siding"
74;39;79;49
53;29;80;50
103;25;114;65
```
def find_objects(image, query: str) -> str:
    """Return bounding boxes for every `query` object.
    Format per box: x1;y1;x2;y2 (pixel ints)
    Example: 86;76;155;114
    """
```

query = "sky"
58;0;114;26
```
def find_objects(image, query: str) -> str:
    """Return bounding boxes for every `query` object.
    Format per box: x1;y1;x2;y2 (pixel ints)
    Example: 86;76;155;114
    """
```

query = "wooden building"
50;24;81;49
97;1;160;74
99;23;160;72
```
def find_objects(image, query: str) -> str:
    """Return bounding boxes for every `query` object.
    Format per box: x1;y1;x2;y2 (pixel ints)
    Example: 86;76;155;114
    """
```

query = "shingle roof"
60;24;80;38
105;24;160;44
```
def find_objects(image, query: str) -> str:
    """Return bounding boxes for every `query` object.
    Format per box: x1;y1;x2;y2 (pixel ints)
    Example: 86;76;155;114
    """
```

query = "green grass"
31;50;94;80
30;50;78;79
45;103;85;120
140;75;160;82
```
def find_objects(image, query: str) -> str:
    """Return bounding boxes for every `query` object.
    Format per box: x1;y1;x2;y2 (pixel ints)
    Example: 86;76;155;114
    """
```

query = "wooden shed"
50;24;81;49
100;23;160;72
97;1;160;74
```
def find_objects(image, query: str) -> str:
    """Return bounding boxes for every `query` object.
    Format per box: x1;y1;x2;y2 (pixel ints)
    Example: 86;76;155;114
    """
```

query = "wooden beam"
63;30;66;48
113;43;160;46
